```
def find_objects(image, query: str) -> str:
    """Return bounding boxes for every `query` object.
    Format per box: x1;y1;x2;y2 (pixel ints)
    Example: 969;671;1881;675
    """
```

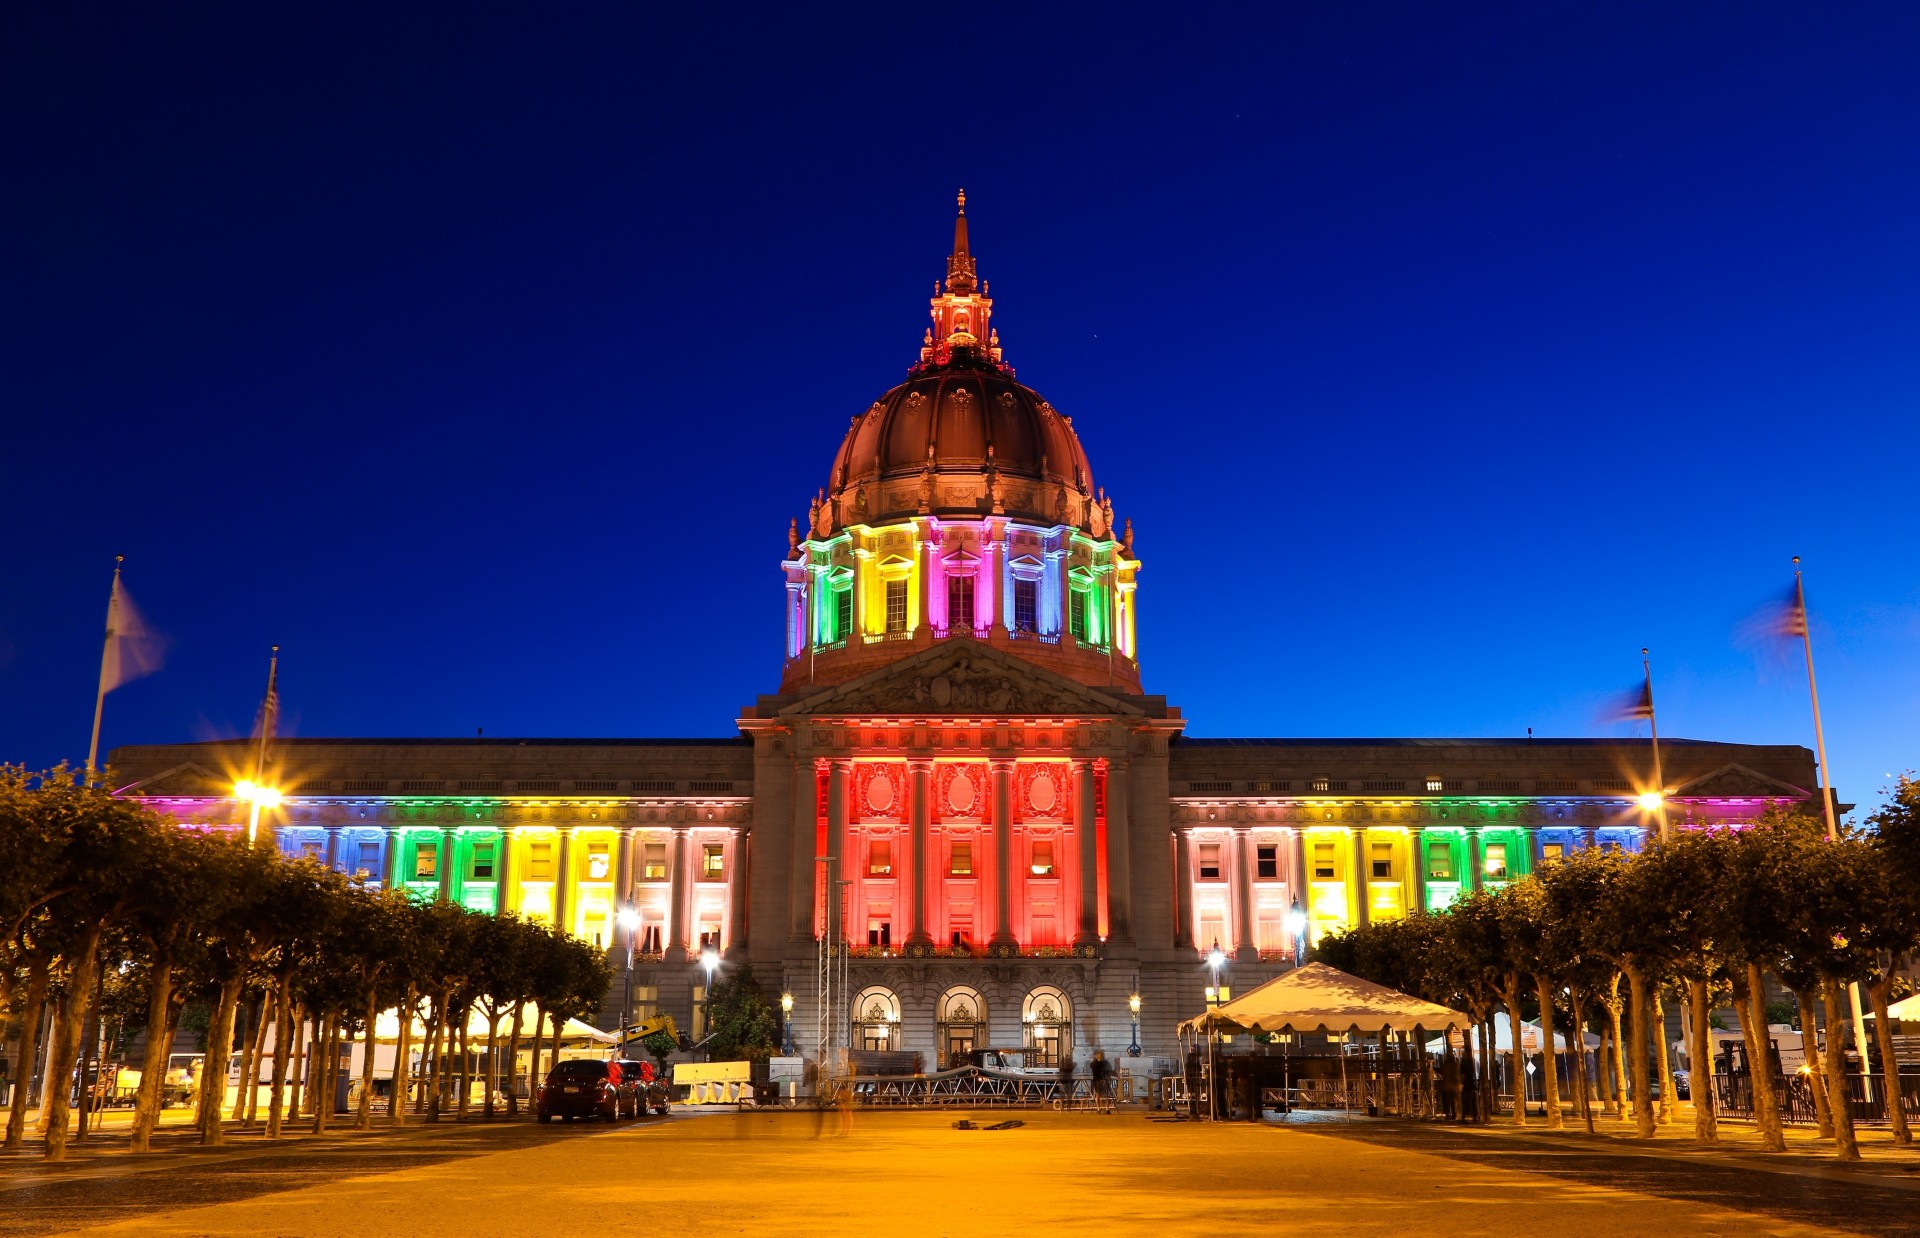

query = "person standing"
1056;1047;1075;1109
1091;1050;1112;1113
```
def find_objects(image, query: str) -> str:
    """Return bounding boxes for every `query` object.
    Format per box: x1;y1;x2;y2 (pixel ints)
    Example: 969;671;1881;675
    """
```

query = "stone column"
1529;828;1545;873
384;826;401;889
662;828;690;961
906;760;933;947
1172;829;1194;949
1467;828;1484;893
556;828;575;935
322;828;340;873
990;759;1016;948
1103;759;1132;944
1410;829;1428;915
1581;826;1598;852
792;761;820;941
497;828;516;916
827;760;851;943
438;828;456;904
727;828;750;955
1288;828;1309;954
616;827;635;912
1072;759;1099;946
1231;830;1257;962
1349;827;1369;929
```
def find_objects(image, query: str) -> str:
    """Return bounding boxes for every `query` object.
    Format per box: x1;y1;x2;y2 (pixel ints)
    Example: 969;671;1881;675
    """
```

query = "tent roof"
1884;993;1920;1022
1180;963;1469;1036
1425;1018;1599;1054
370;1008;614;1045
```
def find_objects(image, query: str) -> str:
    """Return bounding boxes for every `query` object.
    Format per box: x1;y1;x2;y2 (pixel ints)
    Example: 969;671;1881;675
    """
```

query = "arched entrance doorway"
936;986;988;1069
851;985;900;1053
1022;985;1072;1067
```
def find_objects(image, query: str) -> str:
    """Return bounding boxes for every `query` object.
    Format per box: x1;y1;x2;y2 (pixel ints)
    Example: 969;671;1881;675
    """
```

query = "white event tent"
1180;963;1469;1037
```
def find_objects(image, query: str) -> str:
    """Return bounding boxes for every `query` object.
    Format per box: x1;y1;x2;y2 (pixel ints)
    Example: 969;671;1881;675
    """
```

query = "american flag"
1610;677;1655;722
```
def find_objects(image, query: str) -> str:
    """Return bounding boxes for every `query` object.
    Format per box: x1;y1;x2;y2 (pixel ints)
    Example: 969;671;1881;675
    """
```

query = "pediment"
118;762;228;797
1673;762;1807;799
780;638;1142;718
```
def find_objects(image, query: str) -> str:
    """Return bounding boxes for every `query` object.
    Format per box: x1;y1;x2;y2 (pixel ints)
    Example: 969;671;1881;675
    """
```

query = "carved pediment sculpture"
1673;763;1807;799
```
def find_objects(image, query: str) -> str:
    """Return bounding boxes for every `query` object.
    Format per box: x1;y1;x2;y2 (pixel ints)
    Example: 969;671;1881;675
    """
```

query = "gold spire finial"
957;187;966;213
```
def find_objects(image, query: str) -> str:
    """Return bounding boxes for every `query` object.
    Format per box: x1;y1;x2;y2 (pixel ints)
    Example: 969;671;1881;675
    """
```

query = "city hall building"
111;199;1819;1066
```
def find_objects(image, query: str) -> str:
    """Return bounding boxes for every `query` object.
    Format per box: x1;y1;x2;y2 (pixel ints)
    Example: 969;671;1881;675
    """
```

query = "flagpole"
1792;557;1872;1098
245;646;279;846
85;556;125;781
1643;648;1668;840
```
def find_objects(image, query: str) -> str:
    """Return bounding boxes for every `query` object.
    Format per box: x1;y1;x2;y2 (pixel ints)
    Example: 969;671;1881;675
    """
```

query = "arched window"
852;985;900;1053
1021;985;1073;1067
936;986;988;1069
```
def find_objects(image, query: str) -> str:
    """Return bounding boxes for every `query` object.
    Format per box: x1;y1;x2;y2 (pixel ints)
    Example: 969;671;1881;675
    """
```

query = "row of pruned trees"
1;766;612;1161
1317;778;1920;1162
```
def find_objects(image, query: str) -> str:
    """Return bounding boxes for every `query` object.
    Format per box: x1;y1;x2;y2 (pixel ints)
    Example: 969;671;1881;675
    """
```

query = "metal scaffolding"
815;855;848;1082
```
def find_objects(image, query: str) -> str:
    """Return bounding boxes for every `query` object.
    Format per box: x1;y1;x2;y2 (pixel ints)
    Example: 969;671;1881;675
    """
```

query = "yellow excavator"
614;1014;685;1115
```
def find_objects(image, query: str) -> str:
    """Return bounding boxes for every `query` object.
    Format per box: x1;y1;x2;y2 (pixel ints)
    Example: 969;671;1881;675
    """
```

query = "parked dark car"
536;1059;623;1123
613;1059;670;1117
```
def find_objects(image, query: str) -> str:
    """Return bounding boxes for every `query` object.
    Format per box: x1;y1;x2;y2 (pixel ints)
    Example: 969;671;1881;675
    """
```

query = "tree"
1864;776;1920;1147
705;964;780;1062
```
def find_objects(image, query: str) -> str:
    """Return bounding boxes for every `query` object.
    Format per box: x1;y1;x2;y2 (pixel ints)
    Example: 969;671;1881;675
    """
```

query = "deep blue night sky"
4;4;1916;809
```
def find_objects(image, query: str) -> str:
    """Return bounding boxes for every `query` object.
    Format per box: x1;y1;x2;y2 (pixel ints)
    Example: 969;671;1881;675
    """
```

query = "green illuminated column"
1467;828;1484;893
439;828;455;904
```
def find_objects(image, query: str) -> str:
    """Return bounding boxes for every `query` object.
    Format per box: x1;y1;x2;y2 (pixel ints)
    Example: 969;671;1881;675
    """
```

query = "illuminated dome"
781;193;1139;695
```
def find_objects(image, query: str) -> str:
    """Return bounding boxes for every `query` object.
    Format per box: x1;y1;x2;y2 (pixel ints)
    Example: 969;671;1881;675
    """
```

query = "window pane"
414;842;437;880
1369;841;1392;880
1014;578;1037;632
1256;844;1278;880
472;844;495;880
1485;843;1508;879
1197;843;1221;880
948;574;974;629
643;843;667;879
869;839;892;875
586;844;611;880
1426;841;1453;880
1031;840;1054;875
1312;842;1335;880
950;840;972;875
834;586;852;641
703;844;725;877
885;579;908;632
528;841;552;880
1069;589;1088;640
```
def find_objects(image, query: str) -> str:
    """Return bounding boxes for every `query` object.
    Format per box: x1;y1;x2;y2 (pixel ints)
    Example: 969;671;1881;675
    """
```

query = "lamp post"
234;780;282;848
700;942;719;1061
615;904;641;1051
1128;992;1142;1057
780;991;795;1056
1206;941;1226;1121
1287;898;1307;969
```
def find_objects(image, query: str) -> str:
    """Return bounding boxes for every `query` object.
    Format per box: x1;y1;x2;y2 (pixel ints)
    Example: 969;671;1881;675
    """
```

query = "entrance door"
943;1025;977;1069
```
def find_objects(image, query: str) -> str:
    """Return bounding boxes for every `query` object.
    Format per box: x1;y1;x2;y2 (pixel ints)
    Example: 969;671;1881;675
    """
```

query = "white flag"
100;576;166;693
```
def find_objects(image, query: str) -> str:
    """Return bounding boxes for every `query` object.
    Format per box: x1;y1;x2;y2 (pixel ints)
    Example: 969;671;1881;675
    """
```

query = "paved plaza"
5;1109;1920;1237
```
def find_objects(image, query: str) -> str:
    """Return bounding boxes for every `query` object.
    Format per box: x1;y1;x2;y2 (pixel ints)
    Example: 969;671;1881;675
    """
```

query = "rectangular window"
703;844;726;878
1312;841;1335;880
586;843;611;880
1030;840;1054;876
885;578;908;633
833;585;853;642
1014;577;1038;632
948;573;974;629
471;843;495;881
528;841;553;881
1541;842;1565;865
356;840;380;877
949;840;972;876
1311;777;1330;792
1370;842;1392;880
1069;588;1088;641
867;920;892;948
1197;843;1222;880
300;840;323;861
868;839;893;875
643;843;667;880
1485;843;1509;880
413;841;437;881
1256;843;1279;880
1426;841;1454;880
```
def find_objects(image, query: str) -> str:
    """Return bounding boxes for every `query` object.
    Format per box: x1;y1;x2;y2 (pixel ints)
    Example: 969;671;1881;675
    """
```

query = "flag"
250;650;280;776
99;575;166;693
1773;582;1808;639
1608;677;1654;722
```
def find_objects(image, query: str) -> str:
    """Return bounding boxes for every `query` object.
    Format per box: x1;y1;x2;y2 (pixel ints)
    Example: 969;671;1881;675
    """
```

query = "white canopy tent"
1881;993;1920;1023
1180;963;1470;1037
369;1008;615;1045
1424;1019;1599;1056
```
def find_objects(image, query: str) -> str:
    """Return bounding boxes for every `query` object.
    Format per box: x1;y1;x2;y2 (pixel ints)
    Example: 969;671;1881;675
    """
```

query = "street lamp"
1287;898;1307;969
780;991;795;1056
700;942;720;1061
1635;790;1664;814
615;904;641;1050
234;780;282;847
1128;992;1141;1057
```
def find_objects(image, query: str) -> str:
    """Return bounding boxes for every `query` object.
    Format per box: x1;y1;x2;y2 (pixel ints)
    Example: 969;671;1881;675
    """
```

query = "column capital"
988;755;1018;771
906;757;935;774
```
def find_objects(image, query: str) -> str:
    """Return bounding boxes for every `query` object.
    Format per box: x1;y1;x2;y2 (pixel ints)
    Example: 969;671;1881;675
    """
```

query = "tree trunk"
5;959;51;1150
1569;989;1595;1133
1652;986;1676;1126
1624;967;1655;1138
504;1000;525;1118
196;972;245;1145
41;924;103;1161
1607;994;1630;1118
413;997;438;1116
483;1012;502;1120
390;987;415;1125
1534;975;1563;1129
231;993;259;1122
356;989;380;1129
1503;976;1528;1126
242;990;271;1127
528;1007;548;1113
456;1009;472;1121
129;953;174;1153
1689;978;1717;1143
312;1012;338;1134
1742;963;1786;1152
288;1010;309;1119
266;976;295;1138
1868;970;1911;1146
1820;977;1859;1161
1797;987;1833;1137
